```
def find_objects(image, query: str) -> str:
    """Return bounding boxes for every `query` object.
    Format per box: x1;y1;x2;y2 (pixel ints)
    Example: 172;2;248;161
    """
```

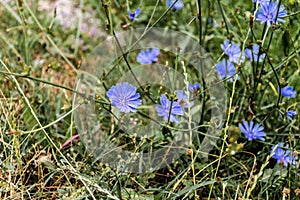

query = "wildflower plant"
279;86;297;98
221;40;245;64
106;82;142;113
239;120;266;141
155;94;184;123
216;59;237;82
136;48;160;64
256;1;287;27
1;0;299;199
271;144;299;167
188;82;200;93
166;0;184;10
253;0;271;4
72;27;227;176
176;90;195;109
271;144;291;166
245;44;266;62
286;110;297;121
128;8;141;21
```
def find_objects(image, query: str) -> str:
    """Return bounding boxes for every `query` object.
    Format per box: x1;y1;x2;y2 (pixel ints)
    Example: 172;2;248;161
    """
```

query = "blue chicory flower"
286;110;297;121
256;1;287;27
271;143;298;166
136;48;160;64
278;86;296;98
166;0;184;10
176;90;194;108
106;82;142;113
253;0;271;4
216;59;237;82
245;44;266;62
239;120;266;141
155;94;183;123
271;144;291;167
188;82;201;93
221;40;245;64
128;8;141;21
176;90;187;104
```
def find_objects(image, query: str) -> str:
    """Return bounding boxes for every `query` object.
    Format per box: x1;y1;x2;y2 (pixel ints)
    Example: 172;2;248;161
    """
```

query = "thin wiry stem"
254;0;284;101
217;0;229;35
196;0;202;46
102;2;156;104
